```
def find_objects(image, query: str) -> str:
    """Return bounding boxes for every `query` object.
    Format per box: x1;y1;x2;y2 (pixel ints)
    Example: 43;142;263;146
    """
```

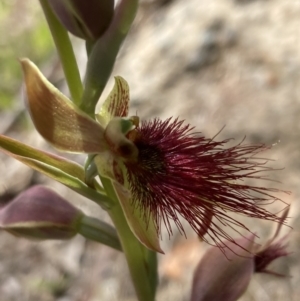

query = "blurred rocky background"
0;0;299;300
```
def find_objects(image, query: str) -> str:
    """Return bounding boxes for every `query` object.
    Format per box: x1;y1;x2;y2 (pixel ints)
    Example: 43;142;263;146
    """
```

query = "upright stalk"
40;1;158;300
39;0;83;105
101;177;156;301
80;0;139;115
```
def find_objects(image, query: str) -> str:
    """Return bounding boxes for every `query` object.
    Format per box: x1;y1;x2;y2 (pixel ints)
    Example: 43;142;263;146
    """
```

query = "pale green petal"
96;76;129;127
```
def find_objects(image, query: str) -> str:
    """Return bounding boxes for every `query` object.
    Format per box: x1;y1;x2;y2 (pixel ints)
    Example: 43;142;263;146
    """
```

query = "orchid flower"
19;58;287;253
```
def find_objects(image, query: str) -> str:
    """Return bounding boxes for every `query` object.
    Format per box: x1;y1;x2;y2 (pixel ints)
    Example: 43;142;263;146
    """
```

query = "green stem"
101;177;156;301
39;0;83;105
74;183;111;210
85;40;95;57
80;0;139;115
78;215;122;251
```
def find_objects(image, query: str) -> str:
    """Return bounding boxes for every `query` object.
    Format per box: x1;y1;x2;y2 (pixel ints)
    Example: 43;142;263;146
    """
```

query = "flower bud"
0;185;83;240
254;207;291;277
191;221;291;301
254;235;289;276
190;236;255;301
48;0;115;40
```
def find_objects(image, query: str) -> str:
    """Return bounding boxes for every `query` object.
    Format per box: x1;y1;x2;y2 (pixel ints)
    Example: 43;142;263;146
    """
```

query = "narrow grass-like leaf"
0;134;84;179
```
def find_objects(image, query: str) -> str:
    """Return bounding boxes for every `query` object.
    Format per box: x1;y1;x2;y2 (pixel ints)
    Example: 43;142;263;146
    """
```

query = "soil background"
0;0;299;300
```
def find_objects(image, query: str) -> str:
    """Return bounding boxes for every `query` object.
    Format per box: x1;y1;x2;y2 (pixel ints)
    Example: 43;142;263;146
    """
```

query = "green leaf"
0;134;111;208
21;58;108;153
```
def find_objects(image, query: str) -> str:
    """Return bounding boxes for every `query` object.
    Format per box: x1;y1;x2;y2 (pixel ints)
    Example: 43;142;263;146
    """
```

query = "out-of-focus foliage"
0;0;53;109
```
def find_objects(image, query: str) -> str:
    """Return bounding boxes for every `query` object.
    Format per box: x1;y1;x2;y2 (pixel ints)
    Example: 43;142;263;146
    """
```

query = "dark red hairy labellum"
125;118;287;248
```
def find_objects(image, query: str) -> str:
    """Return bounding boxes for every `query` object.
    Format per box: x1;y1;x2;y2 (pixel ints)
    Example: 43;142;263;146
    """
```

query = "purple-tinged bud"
191;210;291;301
254;207;291;277
48;0;115;40
0;185;83;240
254;235;290;276
190;236;255;301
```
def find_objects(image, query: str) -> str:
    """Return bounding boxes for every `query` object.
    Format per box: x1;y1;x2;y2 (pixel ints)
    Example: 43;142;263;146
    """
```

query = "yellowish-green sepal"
21;58;108;153
0;134;111;208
